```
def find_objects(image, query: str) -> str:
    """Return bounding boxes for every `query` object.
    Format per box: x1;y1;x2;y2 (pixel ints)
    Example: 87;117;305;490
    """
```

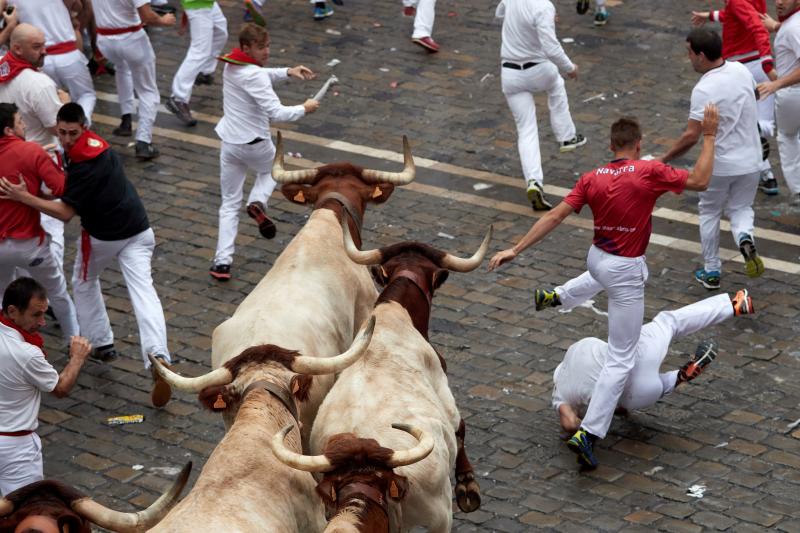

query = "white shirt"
551;338;606;413
9;0;75;47
0;322;58;432
496;0;574;73
774;12;800;82
215;64;305;145
689;61;761;176
92;0;148;32
0;67;61;147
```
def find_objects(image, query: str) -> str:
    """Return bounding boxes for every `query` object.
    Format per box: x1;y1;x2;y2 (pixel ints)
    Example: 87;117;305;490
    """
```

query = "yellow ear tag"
389;480;399;498
293;190;306;203
213;393;226;410
372;186;382;198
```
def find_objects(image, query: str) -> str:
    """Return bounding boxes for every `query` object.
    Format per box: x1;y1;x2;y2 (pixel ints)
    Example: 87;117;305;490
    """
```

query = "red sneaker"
246;201;276;239
412;36;440;53
403;6;416;16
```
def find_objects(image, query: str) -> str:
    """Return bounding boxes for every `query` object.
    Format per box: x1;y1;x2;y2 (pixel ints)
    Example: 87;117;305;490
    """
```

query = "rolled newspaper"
313;75;339;101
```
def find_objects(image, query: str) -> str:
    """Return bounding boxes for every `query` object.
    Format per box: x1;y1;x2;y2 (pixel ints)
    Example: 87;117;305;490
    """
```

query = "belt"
96;24;144;36
46;41;78;55
502;61;538;70
0;430;33;437
247;137;265;145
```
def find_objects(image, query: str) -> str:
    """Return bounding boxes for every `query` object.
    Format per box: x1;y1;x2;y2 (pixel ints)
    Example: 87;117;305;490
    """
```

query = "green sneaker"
738;236;764;278
534;289;561;311
567;429;598;469
526;182;552;211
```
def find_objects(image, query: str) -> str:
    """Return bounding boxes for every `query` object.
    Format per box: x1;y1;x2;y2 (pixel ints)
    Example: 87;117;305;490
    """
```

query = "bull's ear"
431;268;449;290
290;374;313;402
315;477;337;507
388;474;409;501
366;184;395;204
370;265;389;286
281;184;317;205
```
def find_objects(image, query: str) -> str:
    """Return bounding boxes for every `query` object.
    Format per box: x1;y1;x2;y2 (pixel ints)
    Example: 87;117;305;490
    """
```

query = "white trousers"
620;293;733;410
171;4;228;103
0;236;79;340
742;60;776;138
0;434;42;496
42;51;96;122
72;228;169;367
501;63;576;188
214;140;278;265
97;31;160;143
555;245;649;438
402;0;436;38
775;87;800;195
698;172;758;273
40;214;65;269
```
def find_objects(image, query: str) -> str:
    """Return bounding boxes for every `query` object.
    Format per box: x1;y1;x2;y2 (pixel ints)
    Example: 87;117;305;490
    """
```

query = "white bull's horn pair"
271;423;434;472
0;462;191;533
342;219;494;273
271;131;416;185
148;317;376;394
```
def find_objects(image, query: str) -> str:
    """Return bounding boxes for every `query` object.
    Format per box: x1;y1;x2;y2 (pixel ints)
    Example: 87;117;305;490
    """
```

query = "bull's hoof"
455;472;481;512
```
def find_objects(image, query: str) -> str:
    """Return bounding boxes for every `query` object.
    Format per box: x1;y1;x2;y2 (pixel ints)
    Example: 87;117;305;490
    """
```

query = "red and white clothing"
9;0;96;122
0;320;58;495
710;0;773;72
92;0;160;144
774;10;800;196
213;52;305;266
556;159;687;439
170;1;227;104
497;0;577;188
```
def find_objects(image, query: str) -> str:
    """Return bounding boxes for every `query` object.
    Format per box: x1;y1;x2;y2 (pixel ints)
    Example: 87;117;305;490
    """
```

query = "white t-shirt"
689;61;761;176
0;67;61;147
0;322;58;432
92;0;148;32
774;12;800;81
215;64;305;145
10;0;75;47
496;0;574;73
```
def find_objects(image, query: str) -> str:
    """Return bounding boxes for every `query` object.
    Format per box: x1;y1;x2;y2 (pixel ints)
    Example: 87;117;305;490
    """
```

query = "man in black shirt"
0;103;174;407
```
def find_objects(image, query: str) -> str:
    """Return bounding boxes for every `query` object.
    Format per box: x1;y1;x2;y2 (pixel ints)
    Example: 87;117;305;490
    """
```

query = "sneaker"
760;135;770;161
412;36;440;53
738;236;764;278
567;429;598;469
403;5;416;16
731;288;754;316
150;354;172;407
576;0;590;14
209;263;232;281
91;344;119;362
758;170;779;196
594;7;609;25
195;73;214;86
151;3;176;16
560;134;588;153
313;4;334;19
244;0;266;26
246;201;277;239
694;268;720;290
526;182;552;211
166;96;198;127
135;141;160;160
677;339;718;384
112;114;132;137
534;288;561;311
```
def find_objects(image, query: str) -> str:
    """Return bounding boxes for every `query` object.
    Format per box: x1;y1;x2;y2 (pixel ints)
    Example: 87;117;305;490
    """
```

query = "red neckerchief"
0;313;46;357
218;48;261;66
0;52;36;84
67;129;110;163
779;7;800;22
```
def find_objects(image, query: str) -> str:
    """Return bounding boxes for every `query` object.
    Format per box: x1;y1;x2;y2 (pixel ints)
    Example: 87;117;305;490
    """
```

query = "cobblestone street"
31;0;800;530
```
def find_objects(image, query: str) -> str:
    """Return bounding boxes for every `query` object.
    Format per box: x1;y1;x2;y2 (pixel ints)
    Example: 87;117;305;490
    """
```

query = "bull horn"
148;354;233;393
386;424;434;467
271;424;334;472
341;216;382;265
362;136;416;185
0;497;12;516
271;131;319;184
440;225;493;273
72;461;192;533
292;316;375;375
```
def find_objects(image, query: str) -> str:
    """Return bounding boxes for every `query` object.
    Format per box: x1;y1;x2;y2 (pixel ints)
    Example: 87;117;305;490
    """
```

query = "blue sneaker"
567;429;598;469
594;7;609;25
313;4;334;19
694;268;721;290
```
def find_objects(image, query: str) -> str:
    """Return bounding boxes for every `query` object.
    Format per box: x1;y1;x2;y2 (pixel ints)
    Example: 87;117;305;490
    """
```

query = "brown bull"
0;463;190;533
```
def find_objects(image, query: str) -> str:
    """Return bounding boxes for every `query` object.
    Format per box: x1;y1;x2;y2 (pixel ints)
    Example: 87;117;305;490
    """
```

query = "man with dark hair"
0;103;79;343
210;23;318;281
0;277;91;496
0;102;174;408
488;107;719;469
661;28;765;290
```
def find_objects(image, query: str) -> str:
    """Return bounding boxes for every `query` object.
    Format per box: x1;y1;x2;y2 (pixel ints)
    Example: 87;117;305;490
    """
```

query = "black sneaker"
135;141;160;160
165;96;198;127
677;339;718;385
760;135;770;160
526;182;552;211
758;170;778;196
151;3;176;15
576;0;590;14
113;114;132;137
560;134;588;153
91;344;119;362
209;263;232;281
194;73;214;86
247;201;277;239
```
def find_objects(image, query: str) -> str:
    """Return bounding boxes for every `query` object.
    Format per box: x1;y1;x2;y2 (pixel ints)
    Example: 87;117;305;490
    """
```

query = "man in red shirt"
488;105;720;469
0;103;78;343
